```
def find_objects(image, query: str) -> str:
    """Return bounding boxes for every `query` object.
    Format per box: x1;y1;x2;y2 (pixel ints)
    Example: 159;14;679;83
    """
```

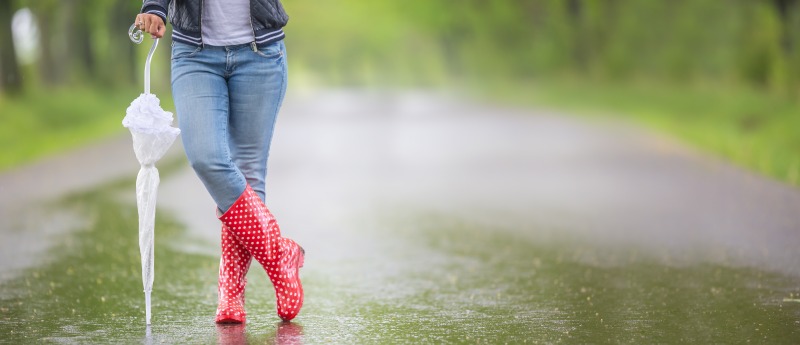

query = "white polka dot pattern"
218;185;305;321
215;223;252;324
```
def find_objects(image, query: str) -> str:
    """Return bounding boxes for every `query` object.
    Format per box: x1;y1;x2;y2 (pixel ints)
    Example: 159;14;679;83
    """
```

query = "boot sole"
215;317;245;324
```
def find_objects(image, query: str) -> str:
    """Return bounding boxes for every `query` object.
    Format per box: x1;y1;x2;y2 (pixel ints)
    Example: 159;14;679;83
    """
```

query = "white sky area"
12;8;39;65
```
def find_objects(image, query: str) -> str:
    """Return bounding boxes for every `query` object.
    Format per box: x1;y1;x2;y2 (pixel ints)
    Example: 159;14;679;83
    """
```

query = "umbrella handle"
128;24;160;95
128;23;144;44
144;39;159;95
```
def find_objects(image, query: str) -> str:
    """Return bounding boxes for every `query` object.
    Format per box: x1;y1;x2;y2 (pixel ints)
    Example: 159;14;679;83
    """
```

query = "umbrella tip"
145;291;152;325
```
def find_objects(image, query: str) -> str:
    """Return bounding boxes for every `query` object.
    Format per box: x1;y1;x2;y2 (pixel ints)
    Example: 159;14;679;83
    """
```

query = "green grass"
0;86;173;172
475;78;800;186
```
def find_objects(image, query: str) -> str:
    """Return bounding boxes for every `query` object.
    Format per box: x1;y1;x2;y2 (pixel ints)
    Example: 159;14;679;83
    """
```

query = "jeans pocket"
171;41;202;60
254;42;283;59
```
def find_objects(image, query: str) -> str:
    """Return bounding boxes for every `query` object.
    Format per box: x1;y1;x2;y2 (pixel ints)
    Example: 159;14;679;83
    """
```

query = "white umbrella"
124;25;180;325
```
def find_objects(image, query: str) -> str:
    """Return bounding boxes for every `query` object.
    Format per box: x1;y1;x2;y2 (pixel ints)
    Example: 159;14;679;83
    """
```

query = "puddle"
360;212;800;343
0;206;90;284
3;180;799;344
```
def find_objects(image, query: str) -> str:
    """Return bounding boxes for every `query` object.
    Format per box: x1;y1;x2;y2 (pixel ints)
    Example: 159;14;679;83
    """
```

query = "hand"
134;13;166;39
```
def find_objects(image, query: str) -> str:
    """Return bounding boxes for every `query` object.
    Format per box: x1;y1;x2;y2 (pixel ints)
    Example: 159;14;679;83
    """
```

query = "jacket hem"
172;27;285;48
254;27;285;47
172;28;203;46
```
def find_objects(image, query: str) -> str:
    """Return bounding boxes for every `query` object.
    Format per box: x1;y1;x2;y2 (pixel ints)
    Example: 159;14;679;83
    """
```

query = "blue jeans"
171;40;288;212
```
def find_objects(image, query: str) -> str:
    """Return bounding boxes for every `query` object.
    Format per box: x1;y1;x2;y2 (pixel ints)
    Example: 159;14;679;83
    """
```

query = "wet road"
2;89;800;343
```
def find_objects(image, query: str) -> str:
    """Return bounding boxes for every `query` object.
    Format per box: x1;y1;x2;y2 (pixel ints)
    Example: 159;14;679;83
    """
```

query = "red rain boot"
216;224;253;323
218;185;304;321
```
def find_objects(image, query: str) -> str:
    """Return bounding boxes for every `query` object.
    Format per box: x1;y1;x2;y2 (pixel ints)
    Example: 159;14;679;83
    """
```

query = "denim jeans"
171;40;287;212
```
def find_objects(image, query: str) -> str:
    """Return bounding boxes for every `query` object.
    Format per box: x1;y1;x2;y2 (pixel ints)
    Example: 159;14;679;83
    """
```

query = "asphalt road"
166;89;800;276
2;89;800;343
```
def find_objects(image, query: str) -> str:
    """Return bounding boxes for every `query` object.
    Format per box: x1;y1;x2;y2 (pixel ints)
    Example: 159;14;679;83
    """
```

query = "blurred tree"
25;0;141;88
739;3;786;91
30;0;66;86
107;0;140;86
566;0;587;71
773;0;798;53
772;0;798;93
63;0;98;82
0;0;22;94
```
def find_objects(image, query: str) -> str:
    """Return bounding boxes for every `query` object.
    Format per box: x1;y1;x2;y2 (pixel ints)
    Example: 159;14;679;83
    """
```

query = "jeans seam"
270;45;288;142
221;99;239;191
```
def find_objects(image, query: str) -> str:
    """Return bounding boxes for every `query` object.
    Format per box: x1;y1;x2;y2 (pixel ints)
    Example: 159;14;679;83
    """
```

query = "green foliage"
5;0;799;90
740;3;784;89
0;0;172;170
0;87;142;171
284;0;800;93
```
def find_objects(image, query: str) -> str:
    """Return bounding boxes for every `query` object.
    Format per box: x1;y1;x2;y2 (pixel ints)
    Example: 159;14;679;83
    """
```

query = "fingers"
134;13;148;31
144;15;158;37
134;14;144;30
147;18;160;37
134;14;165;38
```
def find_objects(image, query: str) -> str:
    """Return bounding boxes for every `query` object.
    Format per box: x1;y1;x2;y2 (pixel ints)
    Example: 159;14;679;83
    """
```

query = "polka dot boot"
218;184;305;322
215;223;253;324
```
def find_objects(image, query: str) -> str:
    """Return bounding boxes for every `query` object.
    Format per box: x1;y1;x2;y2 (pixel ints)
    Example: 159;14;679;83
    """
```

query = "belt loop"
251;42;257;52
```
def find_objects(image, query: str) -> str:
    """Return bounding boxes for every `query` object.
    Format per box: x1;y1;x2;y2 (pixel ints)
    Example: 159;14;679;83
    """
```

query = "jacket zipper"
249;0;258;52
199;0;204;48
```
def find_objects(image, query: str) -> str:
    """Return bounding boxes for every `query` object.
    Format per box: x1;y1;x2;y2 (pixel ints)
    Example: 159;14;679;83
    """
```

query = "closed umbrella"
124;24;180;325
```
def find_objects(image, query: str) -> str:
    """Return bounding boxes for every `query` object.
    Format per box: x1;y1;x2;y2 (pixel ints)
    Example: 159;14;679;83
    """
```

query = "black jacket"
141;0;289;48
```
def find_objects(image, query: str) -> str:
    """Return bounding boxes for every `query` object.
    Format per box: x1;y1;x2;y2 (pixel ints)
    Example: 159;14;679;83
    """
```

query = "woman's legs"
218;41;302;321
214;41;287;323
172;41;302;321
171;43;247;212
227;40;287;202
172;41;287;208
172;43;254;323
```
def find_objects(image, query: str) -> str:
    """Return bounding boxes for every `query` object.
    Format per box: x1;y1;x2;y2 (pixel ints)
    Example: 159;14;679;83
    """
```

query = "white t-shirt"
201;0;253;46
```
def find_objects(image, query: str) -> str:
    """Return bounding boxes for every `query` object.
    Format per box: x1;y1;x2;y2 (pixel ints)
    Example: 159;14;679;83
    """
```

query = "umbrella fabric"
123;93;180;325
